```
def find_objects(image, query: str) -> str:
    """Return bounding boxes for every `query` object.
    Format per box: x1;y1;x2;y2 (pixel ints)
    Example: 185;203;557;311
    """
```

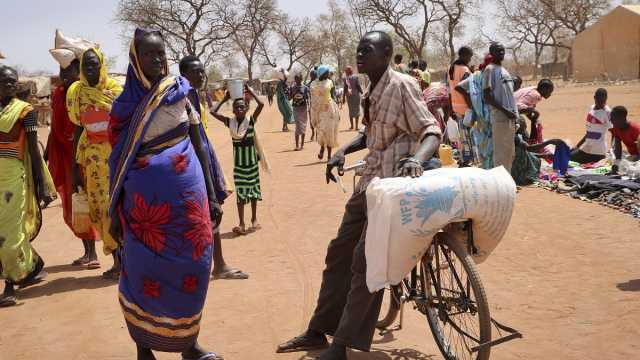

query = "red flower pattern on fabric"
135;158;149;169
143;278;161;298
184;196;212;260
129;193;171;254
172;153;189;174
182;275;198;293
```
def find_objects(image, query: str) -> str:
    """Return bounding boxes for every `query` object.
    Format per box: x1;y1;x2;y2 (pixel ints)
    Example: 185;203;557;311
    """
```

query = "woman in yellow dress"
311;65;340;161
0;65;56;307
66;48;122;279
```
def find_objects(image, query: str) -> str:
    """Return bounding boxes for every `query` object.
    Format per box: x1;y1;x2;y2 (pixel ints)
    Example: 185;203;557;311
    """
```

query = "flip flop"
72;256;90;266
212;268;249;280
183;352;224;360
86;260;101;270
249;223;262;232
0;295;17;308
232;226;247;236
18;270;48;289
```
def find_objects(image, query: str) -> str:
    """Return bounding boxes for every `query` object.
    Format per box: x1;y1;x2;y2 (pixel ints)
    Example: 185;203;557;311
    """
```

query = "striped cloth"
230;118;262;203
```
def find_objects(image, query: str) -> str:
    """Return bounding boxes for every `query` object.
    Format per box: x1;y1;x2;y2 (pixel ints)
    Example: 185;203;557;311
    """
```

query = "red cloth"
47;85;98;240
610;121;640;156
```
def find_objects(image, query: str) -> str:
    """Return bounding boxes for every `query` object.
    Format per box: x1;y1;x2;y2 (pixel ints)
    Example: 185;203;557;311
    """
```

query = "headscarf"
66;48;122;124
109;28;227;214
317;65;330;78
479;54;494;71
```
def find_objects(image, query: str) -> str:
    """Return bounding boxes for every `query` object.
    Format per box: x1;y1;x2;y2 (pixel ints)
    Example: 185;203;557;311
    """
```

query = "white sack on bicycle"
365;166;516;292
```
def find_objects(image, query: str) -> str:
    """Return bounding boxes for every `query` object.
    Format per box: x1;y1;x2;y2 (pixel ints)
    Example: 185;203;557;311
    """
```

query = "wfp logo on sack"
400;185;460;227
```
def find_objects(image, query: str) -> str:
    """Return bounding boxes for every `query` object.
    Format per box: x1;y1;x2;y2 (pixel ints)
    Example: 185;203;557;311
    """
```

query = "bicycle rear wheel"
421;236;491;360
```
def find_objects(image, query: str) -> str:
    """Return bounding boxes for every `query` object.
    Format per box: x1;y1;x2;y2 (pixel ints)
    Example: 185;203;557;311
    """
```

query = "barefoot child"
212;85;264;235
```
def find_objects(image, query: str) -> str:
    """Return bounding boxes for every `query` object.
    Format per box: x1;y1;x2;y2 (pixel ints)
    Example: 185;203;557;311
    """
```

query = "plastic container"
72;188;91;234
227;79;244;100
439;144;455;166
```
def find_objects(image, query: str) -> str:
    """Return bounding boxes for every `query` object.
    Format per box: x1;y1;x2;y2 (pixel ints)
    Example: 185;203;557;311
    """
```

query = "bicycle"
336;161;521;360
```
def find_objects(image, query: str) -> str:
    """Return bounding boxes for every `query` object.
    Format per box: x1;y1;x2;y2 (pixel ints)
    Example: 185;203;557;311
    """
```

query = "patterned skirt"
119;138;213;352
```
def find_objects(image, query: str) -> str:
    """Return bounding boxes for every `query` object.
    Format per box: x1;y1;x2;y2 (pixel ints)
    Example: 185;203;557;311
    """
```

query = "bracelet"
405;157;421;166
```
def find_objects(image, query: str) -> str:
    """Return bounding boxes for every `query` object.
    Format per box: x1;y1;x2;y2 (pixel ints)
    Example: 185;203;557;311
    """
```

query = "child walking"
212;85;265;235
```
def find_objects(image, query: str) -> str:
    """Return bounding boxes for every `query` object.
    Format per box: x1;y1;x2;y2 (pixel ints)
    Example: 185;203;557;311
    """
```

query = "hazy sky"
0;0;329;74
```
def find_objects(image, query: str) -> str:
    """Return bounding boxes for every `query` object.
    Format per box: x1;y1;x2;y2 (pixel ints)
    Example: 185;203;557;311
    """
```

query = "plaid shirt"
357;68;442;193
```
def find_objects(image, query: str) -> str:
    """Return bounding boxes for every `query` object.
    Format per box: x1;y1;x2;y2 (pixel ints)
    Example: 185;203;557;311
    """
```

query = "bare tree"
344;0;378;38
318;0;357;75
224;0;278;81
539;0;610;37
352;0;443;58
116;0;233;67
496;0;563;78
429;0;470;62
259;14;321;71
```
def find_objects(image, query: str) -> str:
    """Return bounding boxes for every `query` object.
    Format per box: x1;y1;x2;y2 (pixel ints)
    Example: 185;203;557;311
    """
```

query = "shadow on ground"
18;275;115;300
616;279;640;292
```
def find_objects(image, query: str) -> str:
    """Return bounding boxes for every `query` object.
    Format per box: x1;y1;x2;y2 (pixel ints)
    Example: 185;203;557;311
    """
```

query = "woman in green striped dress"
212;85;264;235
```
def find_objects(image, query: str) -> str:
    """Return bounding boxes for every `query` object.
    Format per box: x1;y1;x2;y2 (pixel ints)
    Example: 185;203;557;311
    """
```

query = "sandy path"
1;83;639;360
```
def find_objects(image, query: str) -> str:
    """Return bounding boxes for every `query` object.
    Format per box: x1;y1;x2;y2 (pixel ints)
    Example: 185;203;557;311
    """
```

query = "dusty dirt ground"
1;83;639;360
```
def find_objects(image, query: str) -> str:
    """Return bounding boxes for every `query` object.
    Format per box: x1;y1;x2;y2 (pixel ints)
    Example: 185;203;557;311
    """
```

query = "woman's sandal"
86;260;101;270
72;256;90;266
249;223;262;232
0;295;17;308
212;268;249;280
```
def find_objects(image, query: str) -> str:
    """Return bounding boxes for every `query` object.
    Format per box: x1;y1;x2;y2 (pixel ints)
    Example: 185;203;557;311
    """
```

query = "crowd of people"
1;23;639;360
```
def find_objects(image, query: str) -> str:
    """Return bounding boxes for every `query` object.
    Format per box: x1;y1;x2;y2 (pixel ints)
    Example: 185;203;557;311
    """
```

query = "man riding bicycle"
277;31;442;360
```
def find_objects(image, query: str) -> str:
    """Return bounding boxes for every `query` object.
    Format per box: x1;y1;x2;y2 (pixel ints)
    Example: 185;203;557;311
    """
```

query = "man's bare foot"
182;342;223;360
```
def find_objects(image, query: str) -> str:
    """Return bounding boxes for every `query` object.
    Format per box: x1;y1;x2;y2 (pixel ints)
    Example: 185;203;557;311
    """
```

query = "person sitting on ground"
514;79;555;146
179;55;248;280
610;106;640;174
212;85;265;236
571;88;611;164
511;117;567;185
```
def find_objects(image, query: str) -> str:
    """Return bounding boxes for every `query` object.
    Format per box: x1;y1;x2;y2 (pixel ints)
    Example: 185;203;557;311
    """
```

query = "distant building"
572;5;640;82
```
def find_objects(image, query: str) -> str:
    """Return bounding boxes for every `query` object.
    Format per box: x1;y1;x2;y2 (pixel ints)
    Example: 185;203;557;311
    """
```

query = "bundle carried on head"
49;29;98;69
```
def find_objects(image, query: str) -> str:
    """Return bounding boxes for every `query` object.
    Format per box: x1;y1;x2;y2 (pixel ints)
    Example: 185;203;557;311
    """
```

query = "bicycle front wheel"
421;235;491;360
376;284;402;329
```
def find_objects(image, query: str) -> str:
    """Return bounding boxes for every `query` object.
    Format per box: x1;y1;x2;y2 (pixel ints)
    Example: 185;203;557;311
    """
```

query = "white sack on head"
364;166;516;292
54;29;98;59
49;48;76;69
